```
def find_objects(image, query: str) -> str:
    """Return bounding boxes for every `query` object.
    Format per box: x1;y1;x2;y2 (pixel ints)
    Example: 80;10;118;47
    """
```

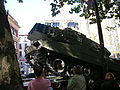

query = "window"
14;42;18;49
25;43;27;49
67;22;78;28
11;27;14;35
45;23;51;26
19;51;22;57
14;30;18;37
52;22;59;27
21;62;23;65
19;44;22;49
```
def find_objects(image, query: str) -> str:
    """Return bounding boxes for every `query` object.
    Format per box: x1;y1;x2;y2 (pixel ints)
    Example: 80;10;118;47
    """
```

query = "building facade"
8;13;20;58
45;19;80;33
8;14;31;70
18;34;31;68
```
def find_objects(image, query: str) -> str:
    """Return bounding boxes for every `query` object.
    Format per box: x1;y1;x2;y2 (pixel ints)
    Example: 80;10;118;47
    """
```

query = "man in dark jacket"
100;72;120;90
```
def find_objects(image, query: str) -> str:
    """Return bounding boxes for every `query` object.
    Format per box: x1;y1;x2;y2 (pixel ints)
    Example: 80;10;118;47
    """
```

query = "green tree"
50;0;120;24
0;0;23;90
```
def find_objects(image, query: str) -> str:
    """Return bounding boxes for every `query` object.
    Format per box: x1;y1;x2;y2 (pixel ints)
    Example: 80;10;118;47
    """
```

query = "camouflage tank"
25;23;120;90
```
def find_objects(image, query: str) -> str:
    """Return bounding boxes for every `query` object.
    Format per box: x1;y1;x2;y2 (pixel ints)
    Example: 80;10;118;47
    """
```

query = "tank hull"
25;23;120;90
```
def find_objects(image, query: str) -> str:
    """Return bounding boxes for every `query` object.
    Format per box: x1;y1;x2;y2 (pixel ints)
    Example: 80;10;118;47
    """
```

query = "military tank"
25;23;120;90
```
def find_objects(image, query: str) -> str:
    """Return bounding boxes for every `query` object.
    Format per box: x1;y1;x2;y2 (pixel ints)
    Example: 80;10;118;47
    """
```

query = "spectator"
27;64;52;90
67;65;86;90
100;72;120;90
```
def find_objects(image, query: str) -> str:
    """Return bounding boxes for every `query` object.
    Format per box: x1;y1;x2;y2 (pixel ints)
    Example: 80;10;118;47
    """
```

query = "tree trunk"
0;0;23;90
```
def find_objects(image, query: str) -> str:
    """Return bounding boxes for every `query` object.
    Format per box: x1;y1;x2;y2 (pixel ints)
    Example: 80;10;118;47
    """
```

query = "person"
67;65;86;90
100;72;120;90
27;64;52;90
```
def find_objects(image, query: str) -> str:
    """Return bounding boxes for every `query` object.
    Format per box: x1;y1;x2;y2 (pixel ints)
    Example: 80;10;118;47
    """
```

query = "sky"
5;0;56;34
5;0;80;34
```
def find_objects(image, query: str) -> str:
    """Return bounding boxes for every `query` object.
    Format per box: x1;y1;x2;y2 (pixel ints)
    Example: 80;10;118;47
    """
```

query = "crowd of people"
26;64;120;90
